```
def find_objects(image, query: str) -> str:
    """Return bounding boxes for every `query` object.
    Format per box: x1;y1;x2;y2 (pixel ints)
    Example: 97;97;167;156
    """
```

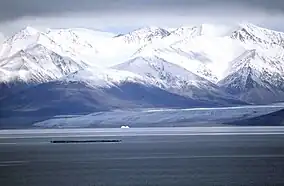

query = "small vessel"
120;125;130;129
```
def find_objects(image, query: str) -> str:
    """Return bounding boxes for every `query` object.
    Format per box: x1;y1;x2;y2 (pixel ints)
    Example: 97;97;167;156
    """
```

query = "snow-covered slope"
0;32;4;46
44;28;116;63
163;24;233;44
218;49;284;104
113;56;243;105
0;27;41;59
164;36;246;81
63;67;149;88
129;24;247;82
132;44;221;82
0;44;87;83
113;55;215;93
231;23;284;50
0;43;90;100
0;27;118;67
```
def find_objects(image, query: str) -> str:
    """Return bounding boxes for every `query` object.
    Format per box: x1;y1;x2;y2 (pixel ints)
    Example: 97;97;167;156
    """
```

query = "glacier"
33;105;284;128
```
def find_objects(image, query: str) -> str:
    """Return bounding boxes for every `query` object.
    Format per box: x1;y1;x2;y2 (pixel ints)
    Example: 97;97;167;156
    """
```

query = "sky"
0;0;284;37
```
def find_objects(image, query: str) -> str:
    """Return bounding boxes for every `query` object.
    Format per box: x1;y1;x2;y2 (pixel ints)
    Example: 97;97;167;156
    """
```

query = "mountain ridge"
1;23;284;127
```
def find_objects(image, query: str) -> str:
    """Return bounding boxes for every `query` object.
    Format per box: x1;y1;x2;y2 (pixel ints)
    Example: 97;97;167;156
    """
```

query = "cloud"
0;0;284;36
1;0;284;22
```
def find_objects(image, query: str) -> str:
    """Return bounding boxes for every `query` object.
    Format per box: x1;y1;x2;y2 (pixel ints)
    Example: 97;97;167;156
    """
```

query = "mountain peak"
2;26;39;43
115;26;170;44
22;26;39;34
224;49;258;76
238;22;270;31
231;22;284;48
12;26;40;40
134;26;168;33
0;43;88;84
0;26;43;60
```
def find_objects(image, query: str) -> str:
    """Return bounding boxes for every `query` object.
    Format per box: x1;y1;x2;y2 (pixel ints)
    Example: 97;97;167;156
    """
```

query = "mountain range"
1;23;284;127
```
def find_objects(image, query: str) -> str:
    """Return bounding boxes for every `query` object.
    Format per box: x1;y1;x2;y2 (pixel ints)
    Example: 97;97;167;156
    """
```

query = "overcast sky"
0;0;284;37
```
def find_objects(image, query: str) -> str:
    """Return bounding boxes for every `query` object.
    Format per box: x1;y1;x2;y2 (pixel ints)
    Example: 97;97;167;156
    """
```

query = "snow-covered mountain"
0;43;90;100
0;27;43;59
0;27;118;67
113;56;243;105
132;44;220;82
218;49;284;103
231;23;284;50
0;44;88;83
163;24;232;44
1;23;284;127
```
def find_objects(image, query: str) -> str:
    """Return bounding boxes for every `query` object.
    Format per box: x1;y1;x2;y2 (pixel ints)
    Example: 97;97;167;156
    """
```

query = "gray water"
1;128;284;186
